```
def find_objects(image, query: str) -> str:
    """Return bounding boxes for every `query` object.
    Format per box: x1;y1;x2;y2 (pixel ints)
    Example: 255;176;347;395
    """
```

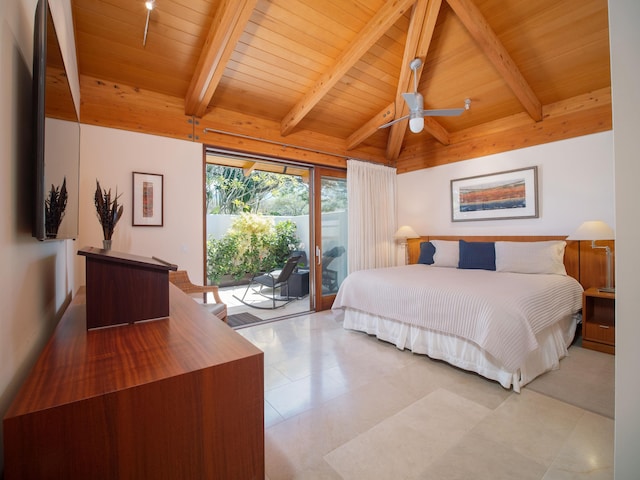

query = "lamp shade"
567;220;614;241
394;225;419;239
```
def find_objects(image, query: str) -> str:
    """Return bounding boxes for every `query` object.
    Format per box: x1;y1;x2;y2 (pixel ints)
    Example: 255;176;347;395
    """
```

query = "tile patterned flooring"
237;311;614;480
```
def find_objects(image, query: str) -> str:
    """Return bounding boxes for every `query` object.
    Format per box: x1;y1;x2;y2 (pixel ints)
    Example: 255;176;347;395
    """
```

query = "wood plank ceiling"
71;0;611;172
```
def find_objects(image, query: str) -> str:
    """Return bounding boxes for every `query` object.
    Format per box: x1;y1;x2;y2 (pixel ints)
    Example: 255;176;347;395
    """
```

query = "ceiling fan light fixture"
409;116;424;133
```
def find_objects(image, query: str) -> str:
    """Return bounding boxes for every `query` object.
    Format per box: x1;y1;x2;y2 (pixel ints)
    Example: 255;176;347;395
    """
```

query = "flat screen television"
32;0;80;240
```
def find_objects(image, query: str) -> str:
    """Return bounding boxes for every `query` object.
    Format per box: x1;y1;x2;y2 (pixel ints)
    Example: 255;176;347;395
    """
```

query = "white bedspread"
332;265;583;371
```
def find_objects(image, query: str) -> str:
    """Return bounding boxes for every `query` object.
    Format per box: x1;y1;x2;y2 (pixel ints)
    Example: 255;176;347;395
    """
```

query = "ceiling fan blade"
421;107;466;117
378;114;410;129
402;92;423;112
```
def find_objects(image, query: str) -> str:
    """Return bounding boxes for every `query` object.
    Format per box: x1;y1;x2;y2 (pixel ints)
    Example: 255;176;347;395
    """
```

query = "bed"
332;236;585;392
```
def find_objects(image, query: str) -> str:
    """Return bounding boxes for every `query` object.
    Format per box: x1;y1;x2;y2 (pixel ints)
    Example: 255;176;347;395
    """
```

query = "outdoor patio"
218;283;312;326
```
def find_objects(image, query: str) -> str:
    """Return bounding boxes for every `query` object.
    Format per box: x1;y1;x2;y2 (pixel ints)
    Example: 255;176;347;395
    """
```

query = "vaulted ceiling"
67;0;611;172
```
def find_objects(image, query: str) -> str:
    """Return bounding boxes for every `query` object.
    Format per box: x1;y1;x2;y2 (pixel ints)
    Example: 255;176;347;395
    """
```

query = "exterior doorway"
205;150;347;325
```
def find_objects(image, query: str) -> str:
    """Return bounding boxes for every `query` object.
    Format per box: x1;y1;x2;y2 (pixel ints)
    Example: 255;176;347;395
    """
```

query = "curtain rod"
202;128;395;168
202;127;351;160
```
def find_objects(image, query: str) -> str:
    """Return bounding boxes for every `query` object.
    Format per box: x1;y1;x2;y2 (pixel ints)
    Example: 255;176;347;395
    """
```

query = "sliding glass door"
313;168;347;311
204;150;347;317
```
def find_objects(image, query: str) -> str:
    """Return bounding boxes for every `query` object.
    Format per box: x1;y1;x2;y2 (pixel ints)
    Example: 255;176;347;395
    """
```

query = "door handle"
316;246;321;266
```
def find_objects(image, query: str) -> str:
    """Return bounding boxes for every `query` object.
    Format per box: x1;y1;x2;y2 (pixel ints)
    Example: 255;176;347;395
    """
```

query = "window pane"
321;176;347;295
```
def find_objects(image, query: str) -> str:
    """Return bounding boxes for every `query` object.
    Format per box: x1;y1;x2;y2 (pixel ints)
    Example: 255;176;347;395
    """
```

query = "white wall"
609;0;640;477
0;0;77;473
398;131;614;236
75;125;205;283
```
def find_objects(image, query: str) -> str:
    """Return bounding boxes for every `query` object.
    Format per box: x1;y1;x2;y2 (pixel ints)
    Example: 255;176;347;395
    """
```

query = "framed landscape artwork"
450;166;538;222
132;172;163;226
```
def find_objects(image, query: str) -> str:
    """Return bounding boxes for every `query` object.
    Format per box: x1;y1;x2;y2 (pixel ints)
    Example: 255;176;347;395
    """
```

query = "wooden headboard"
407;235;615;290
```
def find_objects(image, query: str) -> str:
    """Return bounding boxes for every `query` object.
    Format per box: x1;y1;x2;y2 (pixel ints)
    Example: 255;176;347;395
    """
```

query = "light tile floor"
237;311;614;480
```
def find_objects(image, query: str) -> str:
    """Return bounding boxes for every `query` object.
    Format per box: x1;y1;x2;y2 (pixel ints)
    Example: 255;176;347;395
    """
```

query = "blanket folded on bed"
333;265;583;371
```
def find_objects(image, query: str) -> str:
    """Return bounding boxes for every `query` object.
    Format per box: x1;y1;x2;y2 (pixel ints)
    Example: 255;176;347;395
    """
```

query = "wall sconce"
394;225;419;265
567;220;615;292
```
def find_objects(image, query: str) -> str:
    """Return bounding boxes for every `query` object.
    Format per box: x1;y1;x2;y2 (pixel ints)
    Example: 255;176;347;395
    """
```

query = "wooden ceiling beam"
280;0;416;137
184;0;258;118
446;0;542;122
198;105;389;166
347;0;443;152
397;88;611;172
347;102;395;150
421;116;451;145
243;162;257;177
386;0;445;161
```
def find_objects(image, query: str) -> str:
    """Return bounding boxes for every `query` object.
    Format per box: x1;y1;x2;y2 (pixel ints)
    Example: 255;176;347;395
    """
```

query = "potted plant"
94;179;123;249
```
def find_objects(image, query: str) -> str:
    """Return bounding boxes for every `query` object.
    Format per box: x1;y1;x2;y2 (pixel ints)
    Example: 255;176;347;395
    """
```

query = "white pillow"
431;240;459;268
495;241;567;275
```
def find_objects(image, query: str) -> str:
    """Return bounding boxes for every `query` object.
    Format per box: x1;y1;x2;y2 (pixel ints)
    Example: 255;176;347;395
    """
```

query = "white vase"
102;239;112;250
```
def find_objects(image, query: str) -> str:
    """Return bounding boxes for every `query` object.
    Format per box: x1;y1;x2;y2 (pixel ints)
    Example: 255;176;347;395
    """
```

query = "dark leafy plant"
94;179;124;240
45;177;68;238
207;234;241;284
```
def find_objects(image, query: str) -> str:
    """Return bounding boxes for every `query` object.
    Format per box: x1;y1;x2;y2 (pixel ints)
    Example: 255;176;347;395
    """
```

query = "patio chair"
169;270;227;323
235;255;301;309
322;246;345;293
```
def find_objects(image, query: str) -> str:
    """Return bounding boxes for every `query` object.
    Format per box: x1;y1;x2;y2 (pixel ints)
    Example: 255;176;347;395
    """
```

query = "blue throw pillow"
417;241;436;265
458;240;496;270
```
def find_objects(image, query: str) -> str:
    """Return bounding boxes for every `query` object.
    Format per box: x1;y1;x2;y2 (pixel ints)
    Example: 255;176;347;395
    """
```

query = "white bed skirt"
341;308;577;392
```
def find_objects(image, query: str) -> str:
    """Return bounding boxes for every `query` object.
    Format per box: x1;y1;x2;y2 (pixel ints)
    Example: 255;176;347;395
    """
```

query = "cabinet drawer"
584;321;615;345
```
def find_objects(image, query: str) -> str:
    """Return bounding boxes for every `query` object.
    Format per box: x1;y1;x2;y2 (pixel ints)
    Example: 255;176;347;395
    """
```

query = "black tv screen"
32;0;80;241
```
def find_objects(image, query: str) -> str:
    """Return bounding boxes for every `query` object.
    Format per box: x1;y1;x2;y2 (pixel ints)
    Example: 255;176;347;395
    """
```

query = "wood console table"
3;285;264;479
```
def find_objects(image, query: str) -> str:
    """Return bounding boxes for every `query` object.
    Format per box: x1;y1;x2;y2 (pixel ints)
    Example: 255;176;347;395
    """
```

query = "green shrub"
207;213;300;285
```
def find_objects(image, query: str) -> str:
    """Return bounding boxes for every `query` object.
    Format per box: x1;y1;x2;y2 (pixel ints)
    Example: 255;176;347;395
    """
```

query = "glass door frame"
312;167;347;311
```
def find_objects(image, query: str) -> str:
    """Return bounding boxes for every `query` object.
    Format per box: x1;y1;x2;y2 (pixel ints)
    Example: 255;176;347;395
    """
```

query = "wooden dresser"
3;284;264;479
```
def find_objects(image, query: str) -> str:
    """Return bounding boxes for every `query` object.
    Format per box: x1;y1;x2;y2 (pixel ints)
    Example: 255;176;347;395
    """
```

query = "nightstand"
582;287;615;354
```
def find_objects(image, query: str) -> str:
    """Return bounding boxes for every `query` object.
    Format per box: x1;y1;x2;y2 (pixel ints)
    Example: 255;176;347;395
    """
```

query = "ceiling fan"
379;58;471;133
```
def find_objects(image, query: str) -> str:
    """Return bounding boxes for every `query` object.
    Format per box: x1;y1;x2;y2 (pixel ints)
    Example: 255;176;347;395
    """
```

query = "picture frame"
450;166;538;222
132;172;163;226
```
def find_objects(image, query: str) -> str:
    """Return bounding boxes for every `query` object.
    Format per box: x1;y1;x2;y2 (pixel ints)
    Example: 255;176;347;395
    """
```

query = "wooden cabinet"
3;285;264;479
78;246;177;329
582;287;615;354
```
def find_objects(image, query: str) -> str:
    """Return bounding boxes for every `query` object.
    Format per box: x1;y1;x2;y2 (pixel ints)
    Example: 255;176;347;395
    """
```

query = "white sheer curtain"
347;159;397;273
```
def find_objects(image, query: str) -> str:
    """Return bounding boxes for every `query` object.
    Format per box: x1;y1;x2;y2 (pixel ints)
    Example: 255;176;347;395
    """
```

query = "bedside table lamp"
394;225;419;265
567;220;615;293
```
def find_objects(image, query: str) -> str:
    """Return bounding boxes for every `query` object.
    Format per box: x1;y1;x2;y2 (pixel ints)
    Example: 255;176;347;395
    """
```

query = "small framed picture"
451;166;538;222
132;172;163;226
